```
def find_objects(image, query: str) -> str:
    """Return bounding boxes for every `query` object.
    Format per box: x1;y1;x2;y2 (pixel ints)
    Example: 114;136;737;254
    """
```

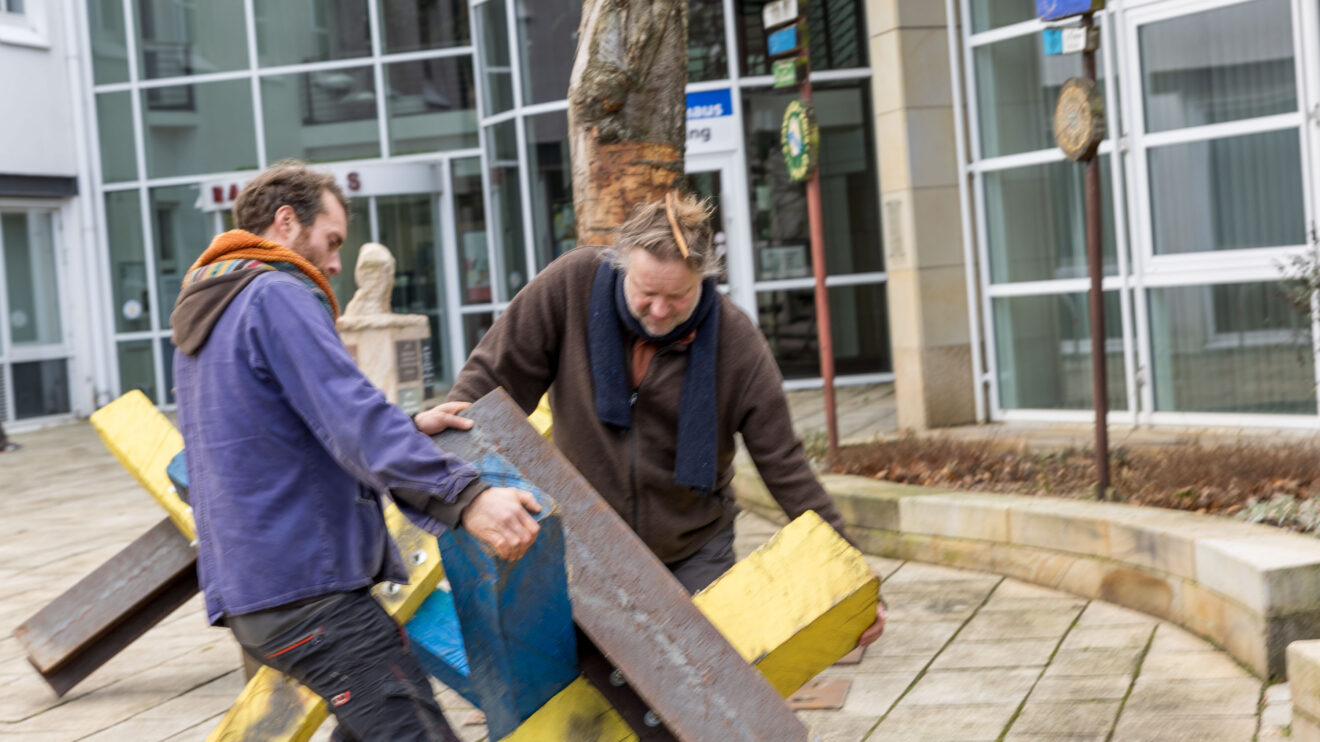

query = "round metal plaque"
1053;77;1105;162
781;99;820;182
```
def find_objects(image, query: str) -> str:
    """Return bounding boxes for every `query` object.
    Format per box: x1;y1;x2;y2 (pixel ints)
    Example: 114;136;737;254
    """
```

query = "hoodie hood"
170;267;268;355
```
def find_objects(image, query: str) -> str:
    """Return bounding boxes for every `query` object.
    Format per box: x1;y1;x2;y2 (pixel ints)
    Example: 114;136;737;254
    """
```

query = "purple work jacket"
174;272;481;624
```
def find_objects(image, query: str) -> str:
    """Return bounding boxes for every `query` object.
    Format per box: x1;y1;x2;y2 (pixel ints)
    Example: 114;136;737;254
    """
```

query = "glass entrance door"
0;208;72;424
686;151;754;320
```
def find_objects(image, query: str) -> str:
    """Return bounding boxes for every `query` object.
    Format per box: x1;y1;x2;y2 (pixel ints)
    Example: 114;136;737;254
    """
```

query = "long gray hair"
607;193;722;278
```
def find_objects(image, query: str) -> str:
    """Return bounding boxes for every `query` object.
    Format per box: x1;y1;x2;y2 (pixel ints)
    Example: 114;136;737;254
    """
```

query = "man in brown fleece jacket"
419;193;885;645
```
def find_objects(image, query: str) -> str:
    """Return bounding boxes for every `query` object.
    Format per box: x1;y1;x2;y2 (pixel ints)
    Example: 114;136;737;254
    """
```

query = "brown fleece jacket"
449;247;850;564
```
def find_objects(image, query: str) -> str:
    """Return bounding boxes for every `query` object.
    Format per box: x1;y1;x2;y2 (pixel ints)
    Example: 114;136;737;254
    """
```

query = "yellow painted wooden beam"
501;676;635;742
528;394;553;439
500;510;879;741
89;390;194;541
696;510;880;697
205;500;445;742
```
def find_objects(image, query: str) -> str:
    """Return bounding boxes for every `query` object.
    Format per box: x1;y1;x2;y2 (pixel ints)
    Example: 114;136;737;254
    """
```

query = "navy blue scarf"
587;261;720;493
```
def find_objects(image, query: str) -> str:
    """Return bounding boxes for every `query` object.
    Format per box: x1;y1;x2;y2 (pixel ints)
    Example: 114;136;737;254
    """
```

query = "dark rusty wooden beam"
14;518;198;696
433;389;808;742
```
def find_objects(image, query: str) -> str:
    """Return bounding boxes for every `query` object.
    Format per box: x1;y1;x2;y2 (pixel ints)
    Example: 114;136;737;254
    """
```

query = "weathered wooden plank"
408;453;577;740
89;389;194;540
10;390;200;696
432;389;809;742
13;518;198;695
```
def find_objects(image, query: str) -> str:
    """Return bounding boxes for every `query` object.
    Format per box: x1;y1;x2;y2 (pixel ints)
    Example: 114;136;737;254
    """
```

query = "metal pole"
799;77;839;461
1081;12;1109;498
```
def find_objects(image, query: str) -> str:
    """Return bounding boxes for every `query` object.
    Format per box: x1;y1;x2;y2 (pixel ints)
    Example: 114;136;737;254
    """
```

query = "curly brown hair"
232;159;349;234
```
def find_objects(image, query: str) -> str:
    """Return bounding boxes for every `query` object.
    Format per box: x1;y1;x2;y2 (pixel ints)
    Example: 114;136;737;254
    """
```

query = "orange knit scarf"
189;230;340;317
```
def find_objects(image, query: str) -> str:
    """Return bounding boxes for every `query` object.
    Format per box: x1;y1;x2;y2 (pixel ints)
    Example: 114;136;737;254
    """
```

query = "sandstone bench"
736;460;1320;680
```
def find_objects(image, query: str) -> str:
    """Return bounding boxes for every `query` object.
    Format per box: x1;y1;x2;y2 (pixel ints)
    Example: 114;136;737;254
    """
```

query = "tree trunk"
568;0;688;246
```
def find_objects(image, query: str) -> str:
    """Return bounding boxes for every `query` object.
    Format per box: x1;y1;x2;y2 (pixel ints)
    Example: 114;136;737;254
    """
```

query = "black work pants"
667;521;737;594
233;589;458;742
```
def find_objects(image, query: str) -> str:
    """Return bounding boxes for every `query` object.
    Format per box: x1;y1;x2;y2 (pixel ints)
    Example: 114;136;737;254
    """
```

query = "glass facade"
84;0;886;408
964;0;1318;422
86;0;489;405
386;57;478;155
261;67;382;163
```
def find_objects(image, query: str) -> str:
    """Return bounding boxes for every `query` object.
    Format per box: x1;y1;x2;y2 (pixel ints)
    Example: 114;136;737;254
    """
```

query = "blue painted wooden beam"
407;452;577;740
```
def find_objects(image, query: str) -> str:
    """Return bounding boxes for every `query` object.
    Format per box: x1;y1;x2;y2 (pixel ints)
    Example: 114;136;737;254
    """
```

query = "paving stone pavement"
0;420;1281;741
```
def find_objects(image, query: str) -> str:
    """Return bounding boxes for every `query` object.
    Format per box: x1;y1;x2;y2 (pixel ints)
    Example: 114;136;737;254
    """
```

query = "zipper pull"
629;392;639;407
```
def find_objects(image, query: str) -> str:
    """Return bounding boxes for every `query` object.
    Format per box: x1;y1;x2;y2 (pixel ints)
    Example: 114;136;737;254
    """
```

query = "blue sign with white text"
1036;0;1103;21
686;89;733;120
767;25;798;57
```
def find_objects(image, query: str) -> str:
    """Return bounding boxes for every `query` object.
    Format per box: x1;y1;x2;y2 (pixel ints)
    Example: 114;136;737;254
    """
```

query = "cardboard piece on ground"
787;677;852;710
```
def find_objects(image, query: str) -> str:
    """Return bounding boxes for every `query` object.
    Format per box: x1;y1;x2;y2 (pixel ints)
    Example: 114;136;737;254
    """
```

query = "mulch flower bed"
821;434;1320;535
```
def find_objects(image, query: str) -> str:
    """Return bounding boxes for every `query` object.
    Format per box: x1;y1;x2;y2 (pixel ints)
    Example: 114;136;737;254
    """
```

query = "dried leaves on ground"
822;434;1320;534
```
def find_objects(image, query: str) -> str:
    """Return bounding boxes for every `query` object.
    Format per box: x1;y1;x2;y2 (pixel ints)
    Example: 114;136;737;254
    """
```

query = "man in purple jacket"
171;160;539;742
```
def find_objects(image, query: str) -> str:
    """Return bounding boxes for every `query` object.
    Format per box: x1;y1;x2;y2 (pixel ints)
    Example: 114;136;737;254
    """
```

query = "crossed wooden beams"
15;389;879;741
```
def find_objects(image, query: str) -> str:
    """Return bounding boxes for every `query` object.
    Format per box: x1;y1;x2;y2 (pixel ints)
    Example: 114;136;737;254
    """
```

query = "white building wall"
0;1;77;177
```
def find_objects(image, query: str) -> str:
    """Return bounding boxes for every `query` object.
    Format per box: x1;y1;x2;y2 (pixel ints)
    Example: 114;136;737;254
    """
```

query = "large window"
134;0;247;79
1148;282;1313;414
964;0;1318;421
690;0;729;82
142;79;259;178
984;157;1117;284
744;83;882;280
386;57;478;155
526;111;574;271
253;0;371;67
1;210;71;421
475;0;513;116
486;120;525;300
381;0;470;52
974;31;1105;160
994;292;1126;411
968;0;1035;33
1136;0;1304;257
744;80;886;380
514;0;579;106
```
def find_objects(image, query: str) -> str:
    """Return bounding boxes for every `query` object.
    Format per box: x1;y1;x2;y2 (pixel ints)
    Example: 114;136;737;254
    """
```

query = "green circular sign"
781;100;819;182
